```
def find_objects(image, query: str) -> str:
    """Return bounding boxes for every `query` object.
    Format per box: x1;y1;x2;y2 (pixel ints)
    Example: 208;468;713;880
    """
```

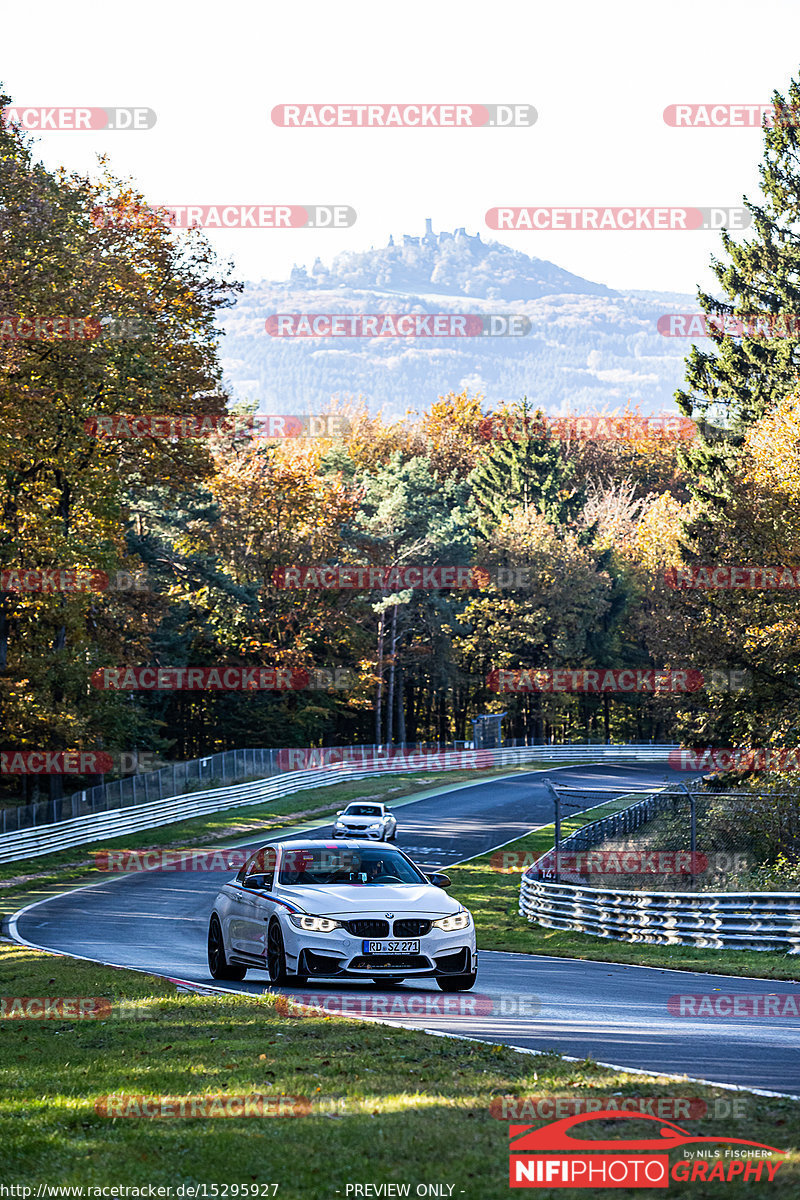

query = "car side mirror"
427;872;452;889
243;875;269;890
336;810;343;816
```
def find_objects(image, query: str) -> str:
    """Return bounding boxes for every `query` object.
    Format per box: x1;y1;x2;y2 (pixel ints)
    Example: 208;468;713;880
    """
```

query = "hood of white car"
336;815;383;825
277;883;460;917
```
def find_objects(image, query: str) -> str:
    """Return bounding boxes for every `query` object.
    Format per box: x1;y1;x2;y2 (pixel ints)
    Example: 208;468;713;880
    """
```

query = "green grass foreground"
447;802;800;980
2;943;799;1198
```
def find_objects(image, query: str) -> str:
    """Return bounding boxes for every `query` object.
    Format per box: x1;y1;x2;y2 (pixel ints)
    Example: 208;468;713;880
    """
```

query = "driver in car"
361;857;399;883
282;849;316;885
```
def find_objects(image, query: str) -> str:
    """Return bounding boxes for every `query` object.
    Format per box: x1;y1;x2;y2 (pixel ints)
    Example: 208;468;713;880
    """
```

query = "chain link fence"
532;779;800;892
0;747;280;835
1;737;673;836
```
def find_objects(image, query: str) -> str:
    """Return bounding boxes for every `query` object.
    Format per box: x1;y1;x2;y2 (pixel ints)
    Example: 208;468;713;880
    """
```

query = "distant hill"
217;221;699;418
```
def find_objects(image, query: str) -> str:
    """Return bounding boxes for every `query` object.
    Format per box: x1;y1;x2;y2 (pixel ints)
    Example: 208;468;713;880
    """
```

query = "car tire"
267;919;290;985
436;972;477;992
208;915;247;981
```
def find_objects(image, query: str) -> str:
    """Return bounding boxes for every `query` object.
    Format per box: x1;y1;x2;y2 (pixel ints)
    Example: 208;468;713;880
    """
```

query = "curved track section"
12;764;800;1096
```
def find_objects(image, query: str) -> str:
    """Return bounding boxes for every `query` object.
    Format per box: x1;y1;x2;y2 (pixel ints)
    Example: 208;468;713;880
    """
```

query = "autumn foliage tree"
8;73;785;785
0;93;239;790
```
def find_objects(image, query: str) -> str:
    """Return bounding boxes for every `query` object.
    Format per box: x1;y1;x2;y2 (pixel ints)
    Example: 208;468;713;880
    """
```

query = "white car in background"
207;839;477;991
332;801;397;840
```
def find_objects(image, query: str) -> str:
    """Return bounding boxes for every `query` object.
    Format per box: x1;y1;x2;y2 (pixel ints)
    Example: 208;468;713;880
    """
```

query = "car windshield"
344;805;382;816
278;846;424;886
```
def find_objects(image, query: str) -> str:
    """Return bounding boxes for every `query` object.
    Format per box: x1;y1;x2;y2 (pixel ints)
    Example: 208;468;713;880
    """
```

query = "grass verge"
1;942;798;1198
447;799;800;981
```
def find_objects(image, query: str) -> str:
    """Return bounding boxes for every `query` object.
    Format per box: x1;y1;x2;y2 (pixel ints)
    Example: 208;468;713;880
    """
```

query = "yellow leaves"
479;504;590;581
208;438;357;582
744;388;800;504
419;390;487;478
342;406;414;470
630;492;687;571
723;388;800;564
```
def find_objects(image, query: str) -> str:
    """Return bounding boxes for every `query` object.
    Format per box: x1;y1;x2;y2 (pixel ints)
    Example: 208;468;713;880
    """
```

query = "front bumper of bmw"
332;824;388;839
282;913;476;978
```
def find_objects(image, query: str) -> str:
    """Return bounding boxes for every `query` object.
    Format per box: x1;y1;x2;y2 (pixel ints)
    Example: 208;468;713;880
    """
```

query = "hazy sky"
3;0;799;294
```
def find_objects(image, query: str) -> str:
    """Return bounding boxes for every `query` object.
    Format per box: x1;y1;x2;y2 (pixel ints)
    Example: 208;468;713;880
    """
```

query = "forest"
3;78;800;802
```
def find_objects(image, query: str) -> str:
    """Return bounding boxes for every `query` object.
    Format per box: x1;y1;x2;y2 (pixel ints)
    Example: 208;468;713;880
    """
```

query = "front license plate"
363;939;420;954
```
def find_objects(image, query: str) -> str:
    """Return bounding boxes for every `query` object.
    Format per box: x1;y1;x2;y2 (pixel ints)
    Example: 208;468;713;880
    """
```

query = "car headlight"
367;823;382;830
432;910;471;932
288;915;343;932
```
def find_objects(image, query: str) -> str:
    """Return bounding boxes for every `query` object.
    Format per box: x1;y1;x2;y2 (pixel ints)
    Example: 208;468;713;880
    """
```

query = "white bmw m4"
207;840;477;990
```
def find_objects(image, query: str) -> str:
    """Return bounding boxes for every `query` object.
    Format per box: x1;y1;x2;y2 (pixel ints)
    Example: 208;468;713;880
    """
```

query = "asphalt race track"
11;764;800;1096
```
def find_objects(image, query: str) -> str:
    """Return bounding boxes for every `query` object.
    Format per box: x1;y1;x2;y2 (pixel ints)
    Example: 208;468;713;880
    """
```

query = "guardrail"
1;739;677;834
518;785;800;953
0;743;677;864
0;764;376;865
519;878;800;953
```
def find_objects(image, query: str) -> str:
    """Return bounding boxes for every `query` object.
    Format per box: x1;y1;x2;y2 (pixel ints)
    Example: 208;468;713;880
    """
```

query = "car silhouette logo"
508;1111;785;1189
509;1111;785;1154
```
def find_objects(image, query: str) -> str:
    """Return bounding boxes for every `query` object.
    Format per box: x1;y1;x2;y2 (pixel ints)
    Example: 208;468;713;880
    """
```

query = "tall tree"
0;89;239;788
676;76;800;510
469;398;586;537
455;506;616;743
644;388;800;747
349;453;474;743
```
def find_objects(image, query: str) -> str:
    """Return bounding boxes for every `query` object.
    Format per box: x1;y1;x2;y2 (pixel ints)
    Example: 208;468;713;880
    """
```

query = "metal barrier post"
680;781;697;888
545;779;561;883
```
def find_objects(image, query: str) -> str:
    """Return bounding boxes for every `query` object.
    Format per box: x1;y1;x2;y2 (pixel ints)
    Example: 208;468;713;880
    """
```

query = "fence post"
544;779;561;883
680;782;697;888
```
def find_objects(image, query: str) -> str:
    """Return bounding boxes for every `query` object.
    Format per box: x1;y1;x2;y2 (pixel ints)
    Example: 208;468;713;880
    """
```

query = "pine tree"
677;76;800;509
469;398;585;536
